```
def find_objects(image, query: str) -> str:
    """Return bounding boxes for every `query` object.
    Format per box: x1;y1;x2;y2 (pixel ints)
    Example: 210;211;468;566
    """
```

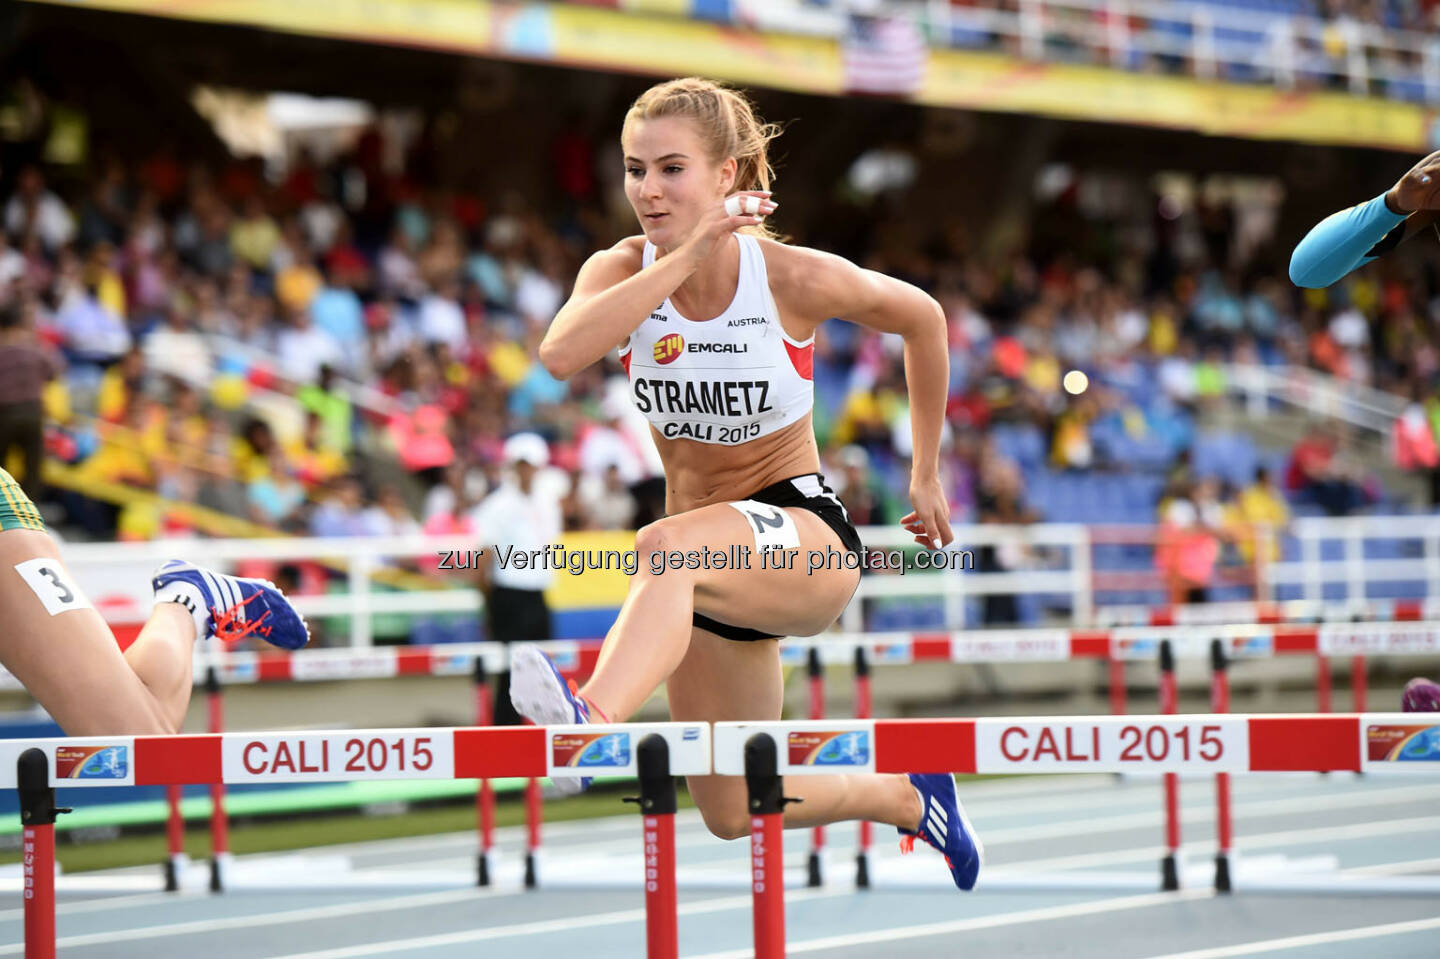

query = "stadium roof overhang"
16;0;1432;155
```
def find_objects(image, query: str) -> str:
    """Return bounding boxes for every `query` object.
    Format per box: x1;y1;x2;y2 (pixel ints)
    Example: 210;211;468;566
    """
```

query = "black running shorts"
691;472;862;643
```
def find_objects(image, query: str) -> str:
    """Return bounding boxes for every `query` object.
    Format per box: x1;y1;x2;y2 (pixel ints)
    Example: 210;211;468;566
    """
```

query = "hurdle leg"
164;784;184;892
524;777;542;888
627;734;679;959
473;656;495;887
206;666;230;893
805;648;824;888
746;734;793;959
1315;653;1333;713
854;647;872;890
1209;639;1232;894
18;748;67;959
1108;656;1127;715
1351;654;1367;712
1159;640;1180;891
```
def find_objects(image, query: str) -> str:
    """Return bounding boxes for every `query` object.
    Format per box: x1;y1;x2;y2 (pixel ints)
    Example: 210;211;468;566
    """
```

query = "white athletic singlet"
619;235;814;446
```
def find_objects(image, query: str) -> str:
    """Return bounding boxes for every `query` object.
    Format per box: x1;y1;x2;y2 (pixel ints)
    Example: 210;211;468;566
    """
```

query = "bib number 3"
14;558;92;616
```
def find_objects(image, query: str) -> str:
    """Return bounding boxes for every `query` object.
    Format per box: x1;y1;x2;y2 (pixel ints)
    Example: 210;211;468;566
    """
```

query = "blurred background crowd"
0;127;1425;544
0;0;1437;636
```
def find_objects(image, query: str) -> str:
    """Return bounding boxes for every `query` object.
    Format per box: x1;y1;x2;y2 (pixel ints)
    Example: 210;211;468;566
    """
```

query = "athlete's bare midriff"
654;414;820;514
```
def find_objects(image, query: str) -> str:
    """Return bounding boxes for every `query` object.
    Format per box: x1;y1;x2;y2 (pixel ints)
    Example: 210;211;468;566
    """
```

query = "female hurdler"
510;77;980;890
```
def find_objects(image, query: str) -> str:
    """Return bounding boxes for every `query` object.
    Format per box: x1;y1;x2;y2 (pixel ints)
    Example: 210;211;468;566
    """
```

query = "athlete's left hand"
901;476;953;550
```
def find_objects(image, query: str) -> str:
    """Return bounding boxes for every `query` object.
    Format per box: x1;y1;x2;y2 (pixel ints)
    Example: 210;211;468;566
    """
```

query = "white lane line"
351;780;1439;877
682;889;1216;959
0;891;174;922
946;776;1410;824
293;776;1188;862
267;888;849;959
982;814;1440;875
0;888;519;954
133;776;1391;875
1343;855;1440;876
354;804;1440;886
1139;915;1440;959
973;782;1440;846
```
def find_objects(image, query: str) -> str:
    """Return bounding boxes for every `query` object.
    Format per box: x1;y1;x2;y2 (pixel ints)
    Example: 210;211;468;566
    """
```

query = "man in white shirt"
471;432;562;726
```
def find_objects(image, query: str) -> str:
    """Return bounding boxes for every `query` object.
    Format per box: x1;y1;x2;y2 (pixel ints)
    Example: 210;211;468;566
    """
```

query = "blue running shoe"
152;561;310;650
898;773;983;890
509;645;594;796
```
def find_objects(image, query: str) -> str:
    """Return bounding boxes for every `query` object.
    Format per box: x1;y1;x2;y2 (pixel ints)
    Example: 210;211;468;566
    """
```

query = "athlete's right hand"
1386;150;1440;214
678;191;778;266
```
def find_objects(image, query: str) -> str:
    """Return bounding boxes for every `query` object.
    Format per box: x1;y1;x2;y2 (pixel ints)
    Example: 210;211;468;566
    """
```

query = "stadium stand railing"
733;0;1440;102
44;514;1440;647
1226;363;1408;440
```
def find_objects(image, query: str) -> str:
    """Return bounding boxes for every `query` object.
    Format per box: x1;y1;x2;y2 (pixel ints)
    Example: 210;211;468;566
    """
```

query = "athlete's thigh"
0;529;168;735
666;626;783;827
668;503;860;637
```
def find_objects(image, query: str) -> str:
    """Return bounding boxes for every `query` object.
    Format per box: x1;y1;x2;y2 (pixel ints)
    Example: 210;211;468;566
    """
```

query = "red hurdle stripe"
1248;716;1360;772
453;727;547;778
874;719;977;774
134;735;223;786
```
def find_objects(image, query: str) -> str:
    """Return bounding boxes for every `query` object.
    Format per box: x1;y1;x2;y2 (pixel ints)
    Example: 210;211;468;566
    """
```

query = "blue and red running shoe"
898;773;983;890
152;560;310;650
508;645;596;796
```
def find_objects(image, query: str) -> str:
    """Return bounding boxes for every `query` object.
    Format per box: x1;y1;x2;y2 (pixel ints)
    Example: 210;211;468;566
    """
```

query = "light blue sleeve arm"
1288;193;1408;289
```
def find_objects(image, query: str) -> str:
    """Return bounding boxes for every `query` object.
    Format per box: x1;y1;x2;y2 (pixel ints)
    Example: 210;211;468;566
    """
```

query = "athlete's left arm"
783;248;953;550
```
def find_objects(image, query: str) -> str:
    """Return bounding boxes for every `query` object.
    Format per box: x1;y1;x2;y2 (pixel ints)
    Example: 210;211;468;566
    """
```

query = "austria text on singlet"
618;234;814;445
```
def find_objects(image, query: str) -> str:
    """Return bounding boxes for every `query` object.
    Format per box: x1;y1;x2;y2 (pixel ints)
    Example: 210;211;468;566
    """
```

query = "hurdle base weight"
163;854;187;893
1214;854;1232;894
210;851;232;893
1161;854;1179;892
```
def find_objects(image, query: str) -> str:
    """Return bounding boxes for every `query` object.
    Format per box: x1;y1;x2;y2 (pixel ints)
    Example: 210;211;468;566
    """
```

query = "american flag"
843;13;929;97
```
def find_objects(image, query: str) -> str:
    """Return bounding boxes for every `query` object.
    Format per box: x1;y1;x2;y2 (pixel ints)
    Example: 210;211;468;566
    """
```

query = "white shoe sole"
509;646;585;796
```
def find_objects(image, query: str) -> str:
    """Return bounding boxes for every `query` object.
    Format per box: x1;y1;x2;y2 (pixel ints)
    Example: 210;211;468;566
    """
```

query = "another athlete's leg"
579;506;859;722
0;528;192;735
122;603;200;732
666;627;921;840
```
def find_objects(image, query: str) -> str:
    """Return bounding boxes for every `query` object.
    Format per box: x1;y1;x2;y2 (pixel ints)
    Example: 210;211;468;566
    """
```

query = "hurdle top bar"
0;715;1433;788
0;722;710;789
712;714;1440;777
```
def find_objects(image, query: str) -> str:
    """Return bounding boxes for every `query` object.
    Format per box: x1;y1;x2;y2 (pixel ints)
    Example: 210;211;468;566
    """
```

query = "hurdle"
6;721;710;959
133;619;1436;891
712;713;1440;958
9;713;1440;958
1;620;1418;893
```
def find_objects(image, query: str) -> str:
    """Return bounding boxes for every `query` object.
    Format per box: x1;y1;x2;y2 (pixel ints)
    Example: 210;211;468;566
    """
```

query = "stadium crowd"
0;120;1427;568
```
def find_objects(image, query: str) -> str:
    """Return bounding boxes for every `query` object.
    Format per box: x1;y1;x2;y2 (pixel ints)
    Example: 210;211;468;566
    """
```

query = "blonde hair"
623;77;783;240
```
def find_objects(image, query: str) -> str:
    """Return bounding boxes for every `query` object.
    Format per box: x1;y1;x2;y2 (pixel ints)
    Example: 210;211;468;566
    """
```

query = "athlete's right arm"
538;242;693;380
540;194;772;379
1290;151;1440;289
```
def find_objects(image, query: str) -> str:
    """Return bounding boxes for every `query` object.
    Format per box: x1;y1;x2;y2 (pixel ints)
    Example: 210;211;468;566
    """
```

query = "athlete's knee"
634;517;692;572
634;519;670;558
696;801;751;841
